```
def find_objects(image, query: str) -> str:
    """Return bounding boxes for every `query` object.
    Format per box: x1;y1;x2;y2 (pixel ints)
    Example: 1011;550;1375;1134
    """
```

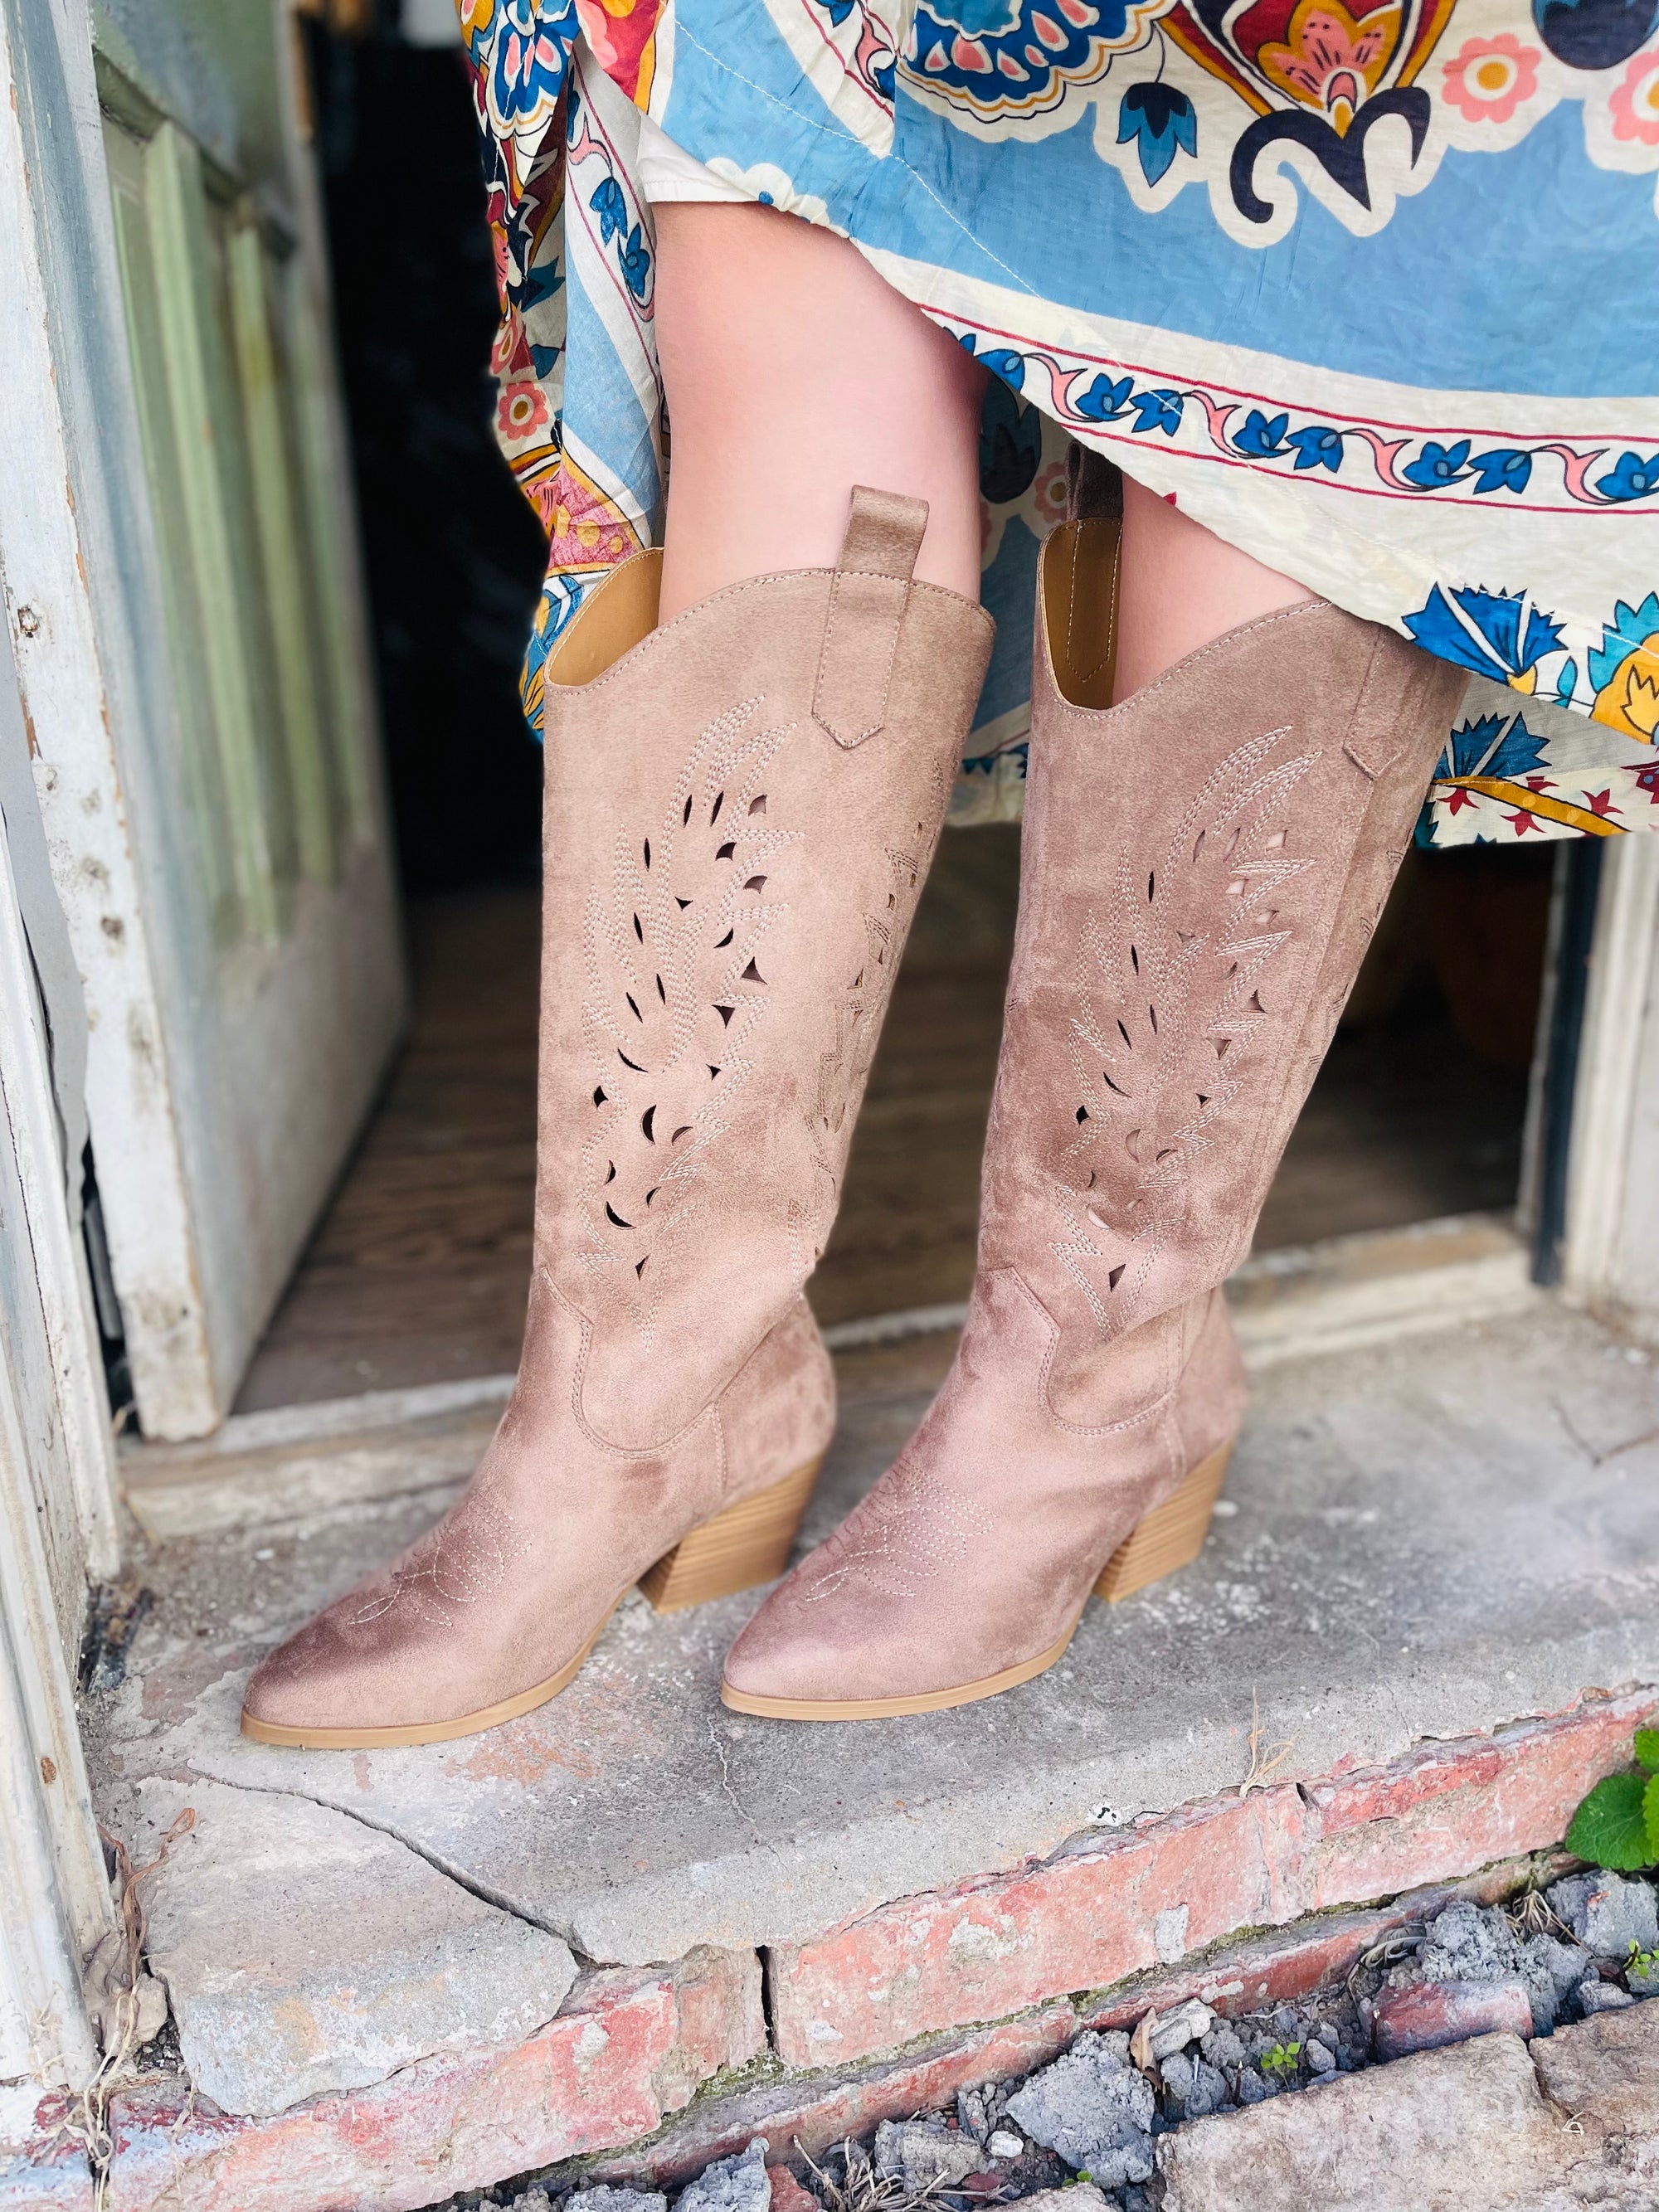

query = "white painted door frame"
0;644;120;2089
1;0;406;1443
1561;834;1659;1339
0;0;230;1441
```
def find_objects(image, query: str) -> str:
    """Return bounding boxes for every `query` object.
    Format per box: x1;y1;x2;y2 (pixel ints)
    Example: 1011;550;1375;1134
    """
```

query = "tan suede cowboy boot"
722;513;1467;1720
241;489;993;1748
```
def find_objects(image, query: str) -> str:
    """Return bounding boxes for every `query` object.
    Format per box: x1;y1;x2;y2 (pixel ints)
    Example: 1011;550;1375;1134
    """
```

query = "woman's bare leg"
653;202;986;620
1113;474;1311;702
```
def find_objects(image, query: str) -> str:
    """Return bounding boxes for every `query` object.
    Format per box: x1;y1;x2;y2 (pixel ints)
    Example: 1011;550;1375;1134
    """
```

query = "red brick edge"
99;1947;761;2212
764;1690;1654;2068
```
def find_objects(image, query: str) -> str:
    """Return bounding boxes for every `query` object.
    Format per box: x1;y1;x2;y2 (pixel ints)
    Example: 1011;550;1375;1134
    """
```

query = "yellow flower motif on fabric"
1589;596;1659;743
1594;641;1659;741
1257;0;1399;132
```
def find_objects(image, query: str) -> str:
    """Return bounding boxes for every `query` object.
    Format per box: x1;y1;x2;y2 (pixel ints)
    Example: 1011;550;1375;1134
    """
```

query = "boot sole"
719;1441;1233;1722
240;1456;824;1749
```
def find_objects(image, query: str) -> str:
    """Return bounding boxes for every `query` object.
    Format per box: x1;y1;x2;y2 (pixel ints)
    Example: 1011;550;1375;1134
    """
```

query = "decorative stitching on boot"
801;1456;995;1604
347;1489;520;1629
796;816;936;1265
1053;725;1321;1339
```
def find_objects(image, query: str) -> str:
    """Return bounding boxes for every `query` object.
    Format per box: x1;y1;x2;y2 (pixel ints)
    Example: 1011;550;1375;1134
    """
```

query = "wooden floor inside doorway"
236;829;1532;1412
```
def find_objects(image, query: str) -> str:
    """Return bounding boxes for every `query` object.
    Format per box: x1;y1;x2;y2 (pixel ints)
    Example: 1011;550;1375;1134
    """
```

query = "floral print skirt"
461;0;1659;844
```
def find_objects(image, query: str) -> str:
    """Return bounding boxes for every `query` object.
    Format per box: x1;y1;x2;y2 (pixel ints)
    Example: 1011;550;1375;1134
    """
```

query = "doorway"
231;11;1550;1416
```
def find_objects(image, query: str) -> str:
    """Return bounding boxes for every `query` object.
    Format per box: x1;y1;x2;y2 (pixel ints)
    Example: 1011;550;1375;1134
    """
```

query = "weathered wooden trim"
0;809;119;2090
0;0;225;1437
1562;835;1659;1337
0;748;121;1612
3;0;406;1440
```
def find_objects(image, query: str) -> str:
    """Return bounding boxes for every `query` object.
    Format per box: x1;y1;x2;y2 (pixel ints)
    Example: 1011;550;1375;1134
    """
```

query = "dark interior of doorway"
244;20;1551;1412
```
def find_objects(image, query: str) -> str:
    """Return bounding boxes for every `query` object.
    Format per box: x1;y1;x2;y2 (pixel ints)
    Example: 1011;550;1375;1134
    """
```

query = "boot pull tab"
812;485;928;750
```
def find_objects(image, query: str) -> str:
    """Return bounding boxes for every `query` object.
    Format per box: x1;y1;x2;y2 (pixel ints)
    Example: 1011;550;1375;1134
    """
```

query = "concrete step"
42;1285;1659;2211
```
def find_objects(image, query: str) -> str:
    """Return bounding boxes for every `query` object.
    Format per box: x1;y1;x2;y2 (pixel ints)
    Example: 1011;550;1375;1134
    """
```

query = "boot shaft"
533;493;995;1441
982;518;1468;1399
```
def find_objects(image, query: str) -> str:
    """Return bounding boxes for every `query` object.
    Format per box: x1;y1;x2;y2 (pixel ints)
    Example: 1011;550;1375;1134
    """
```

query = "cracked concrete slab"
129;1772;577;2115
89;1307;1659;1986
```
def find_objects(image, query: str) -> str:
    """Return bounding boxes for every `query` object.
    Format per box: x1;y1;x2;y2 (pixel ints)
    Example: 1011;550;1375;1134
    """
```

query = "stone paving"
9;1299;1657;2209
1157;2005;1659;2207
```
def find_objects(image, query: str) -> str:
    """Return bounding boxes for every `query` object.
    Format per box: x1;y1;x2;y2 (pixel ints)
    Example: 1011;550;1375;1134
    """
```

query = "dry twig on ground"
1239;1687;1297;1797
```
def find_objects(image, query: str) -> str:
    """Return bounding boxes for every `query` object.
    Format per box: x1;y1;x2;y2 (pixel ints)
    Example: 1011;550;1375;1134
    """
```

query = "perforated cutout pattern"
793;801;941;1271
1049;724;1321;1335
577;698;802;1337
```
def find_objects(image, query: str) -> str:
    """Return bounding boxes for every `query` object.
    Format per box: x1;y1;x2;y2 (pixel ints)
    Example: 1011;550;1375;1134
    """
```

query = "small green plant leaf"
1644;1772;1659;1860
1567;1772;1655;1870
1636;1728;1659;1774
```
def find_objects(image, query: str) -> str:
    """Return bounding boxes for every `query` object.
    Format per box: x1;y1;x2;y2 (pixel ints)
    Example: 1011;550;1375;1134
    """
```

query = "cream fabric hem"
635;114;748;205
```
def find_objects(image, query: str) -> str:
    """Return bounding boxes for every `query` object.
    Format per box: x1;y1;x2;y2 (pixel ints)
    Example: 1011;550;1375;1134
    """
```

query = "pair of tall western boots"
242;488;1463;1748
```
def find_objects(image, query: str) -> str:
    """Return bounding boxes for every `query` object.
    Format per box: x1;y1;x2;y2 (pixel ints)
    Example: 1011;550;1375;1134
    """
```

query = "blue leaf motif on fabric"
1075;373;1136;422
590;177;627;246
1469;448;1532;496
489;0;577;134
1129;387;1183;435
1437;712;1549;782
819;0;856;22
1532;0;1658;75
1403;440;1471;489
619;224;651;299
1596;452;1659;503
926;0;1023;35
906;0;1132;116
1404;585;1563;683
524;260;565;312
1234;410;1291;458
1588;592;1659;691
980;348;1028;391
1287;425;1344;472
1117;83;1197;187
1557;659;1578;707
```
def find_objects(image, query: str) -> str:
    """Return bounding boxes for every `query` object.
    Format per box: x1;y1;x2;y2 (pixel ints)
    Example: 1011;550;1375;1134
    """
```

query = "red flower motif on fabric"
1586;789;1621;818
1443;33;1539;124
498;380;551;439
1612;50;1659;146
1503;808;1542;835
1443;785;1478;814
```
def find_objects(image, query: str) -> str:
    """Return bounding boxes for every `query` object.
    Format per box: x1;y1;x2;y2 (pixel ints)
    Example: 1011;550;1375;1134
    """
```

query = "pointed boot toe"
241;1590;422;1747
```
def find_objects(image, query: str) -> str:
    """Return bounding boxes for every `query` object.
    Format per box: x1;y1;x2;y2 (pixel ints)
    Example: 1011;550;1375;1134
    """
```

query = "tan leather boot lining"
1041;516;1120;709
544;547;663;687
